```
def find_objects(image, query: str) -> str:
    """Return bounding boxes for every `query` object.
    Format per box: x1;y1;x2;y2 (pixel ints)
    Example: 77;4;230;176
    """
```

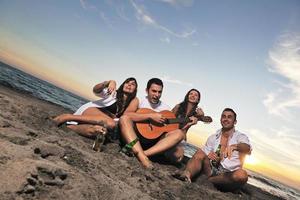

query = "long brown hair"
175;89;200;119
115;77;137;117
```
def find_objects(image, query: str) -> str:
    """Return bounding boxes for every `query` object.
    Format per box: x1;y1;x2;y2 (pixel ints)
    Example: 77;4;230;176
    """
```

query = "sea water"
1;61;299;200
0;61;87;111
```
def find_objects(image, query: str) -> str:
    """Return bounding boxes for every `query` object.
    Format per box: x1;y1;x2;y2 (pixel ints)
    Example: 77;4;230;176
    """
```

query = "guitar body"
135;108;180;140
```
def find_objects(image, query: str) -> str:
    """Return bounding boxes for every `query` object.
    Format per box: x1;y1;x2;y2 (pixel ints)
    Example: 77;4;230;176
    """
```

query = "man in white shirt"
119;78;187;169
174;108;251;191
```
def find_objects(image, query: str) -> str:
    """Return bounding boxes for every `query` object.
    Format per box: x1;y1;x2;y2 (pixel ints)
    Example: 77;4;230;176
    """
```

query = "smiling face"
220;110;237;131
122;80;137;94
188;90;200;104
146;83;163;104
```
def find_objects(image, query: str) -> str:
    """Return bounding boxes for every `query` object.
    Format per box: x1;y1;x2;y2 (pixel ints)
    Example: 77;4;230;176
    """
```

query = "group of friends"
54;77;252;192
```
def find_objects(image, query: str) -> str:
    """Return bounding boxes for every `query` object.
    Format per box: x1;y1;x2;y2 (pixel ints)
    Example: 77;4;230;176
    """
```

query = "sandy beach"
0;84;284;200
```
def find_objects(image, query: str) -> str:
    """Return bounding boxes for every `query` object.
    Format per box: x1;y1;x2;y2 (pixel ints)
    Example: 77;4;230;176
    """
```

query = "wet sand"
0;85;284;200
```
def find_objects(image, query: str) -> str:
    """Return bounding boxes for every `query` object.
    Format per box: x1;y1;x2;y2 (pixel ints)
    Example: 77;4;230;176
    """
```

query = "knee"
232;169;248;184
192;149;206;161
173;130;185;141
119;115;131;128
106;119;116;130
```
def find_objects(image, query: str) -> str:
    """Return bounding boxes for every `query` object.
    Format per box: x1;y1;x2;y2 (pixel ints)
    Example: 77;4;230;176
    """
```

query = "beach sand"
0;85;284;200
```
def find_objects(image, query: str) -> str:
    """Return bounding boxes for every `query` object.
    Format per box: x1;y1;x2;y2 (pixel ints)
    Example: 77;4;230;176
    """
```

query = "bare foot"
53;114;72;126
91;125;107;135
172;170;191;183
136;152;154;169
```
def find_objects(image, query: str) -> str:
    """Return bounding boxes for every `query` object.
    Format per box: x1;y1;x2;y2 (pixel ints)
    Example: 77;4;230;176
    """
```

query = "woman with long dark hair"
172;88;211;133
165;89;212;163
54;77;138;138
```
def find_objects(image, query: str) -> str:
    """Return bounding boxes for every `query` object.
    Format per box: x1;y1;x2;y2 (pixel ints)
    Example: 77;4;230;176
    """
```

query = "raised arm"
225;133;252;158
93;80;116;95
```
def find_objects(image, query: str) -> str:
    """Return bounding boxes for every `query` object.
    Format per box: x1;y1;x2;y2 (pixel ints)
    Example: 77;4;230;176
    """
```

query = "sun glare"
245;155;258;165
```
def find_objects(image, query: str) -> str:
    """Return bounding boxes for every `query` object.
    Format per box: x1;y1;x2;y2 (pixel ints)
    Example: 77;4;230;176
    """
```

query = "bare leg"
144;129;185;157
67;124;106;138
183;149;211;181
119;115;153;169
208;169;248;191
54;107;116;129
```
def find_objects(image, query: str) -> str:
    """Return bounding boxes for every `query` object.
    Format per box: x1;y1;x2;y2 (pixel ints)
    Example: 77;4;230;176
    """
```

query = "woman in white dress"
53;77;138;138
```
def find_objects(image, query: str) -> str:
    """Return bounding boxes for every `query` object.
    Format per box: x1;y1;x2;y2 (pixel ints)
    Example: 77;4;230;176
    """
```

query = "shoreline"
0;84;286;200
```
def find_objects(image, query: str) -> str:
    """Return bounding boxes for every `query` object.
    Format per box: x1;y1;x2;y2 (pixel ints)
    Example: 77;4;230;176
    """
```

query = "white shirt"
138;96;170;112
67;88;117;125
202;129;251;171
74;88;116;115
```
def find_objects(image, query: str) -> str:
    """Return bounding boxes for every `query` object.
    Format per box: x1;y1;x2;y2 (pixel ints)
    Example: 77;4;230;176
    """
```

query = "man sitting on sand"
119;78;196;169
174;108;251;192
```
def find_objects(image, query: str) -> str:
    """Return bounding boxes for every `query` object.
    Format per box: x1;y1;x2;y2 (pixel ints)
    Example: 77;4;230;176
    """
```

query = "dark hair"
146;78;163;90
115;77;138;117
222;108;237;120
175;89;201;119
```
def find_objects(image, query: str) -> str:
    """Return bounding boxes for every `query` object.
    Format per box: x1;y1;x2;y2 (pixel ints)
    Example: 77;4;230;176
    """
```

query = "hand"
196;107;204;116
207;151;218;161
107;80;116;95
186;116;198;127
223;144;238;159
150;113;166;124
200;116;212;123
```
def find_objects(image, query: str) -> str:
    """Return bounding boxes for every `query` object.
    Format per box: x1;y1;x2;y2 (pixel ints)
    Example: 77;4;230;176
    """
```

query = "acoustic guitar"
135;108;212;140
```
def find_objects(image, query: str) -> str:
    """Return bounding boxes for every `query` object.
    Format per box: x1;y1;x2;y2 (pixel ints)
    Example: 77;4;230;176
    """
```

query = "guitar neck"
167;116;208;125
166;118;188;124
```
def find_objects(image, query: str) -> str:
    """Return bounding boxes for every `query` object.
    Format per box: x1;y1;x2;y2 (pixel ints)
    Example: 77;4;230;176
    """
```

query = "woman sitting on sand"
53;77;138;138
166;88;212;162
172;88;212;133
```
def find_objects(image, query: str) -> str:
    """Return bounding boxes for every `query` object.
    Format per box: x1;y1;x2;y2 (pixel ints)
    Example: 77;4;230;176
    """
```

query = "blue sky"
0;0;300;188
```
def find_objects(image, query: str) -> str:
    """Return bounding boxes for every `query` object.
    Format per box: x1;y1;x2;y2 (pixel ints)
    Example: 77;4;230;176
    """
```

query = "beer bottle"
211;144;221;167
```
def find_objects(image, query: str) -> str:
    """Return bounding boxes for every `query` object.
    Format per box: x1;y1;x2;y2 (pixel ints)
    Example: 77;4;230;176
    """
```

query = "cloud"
161;75;193;87
116;5;130;22
130;0;196;39
264;32;300;118
79;0;114;28
248;128;300;167
79;0;97;11
79;0;87;9
160;36;171;43
156;0;194;7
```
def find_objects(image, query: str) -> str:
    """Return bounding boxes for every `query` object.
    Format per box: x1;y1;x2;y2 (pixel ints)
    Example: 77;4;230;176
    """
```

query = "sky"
0;0;300;189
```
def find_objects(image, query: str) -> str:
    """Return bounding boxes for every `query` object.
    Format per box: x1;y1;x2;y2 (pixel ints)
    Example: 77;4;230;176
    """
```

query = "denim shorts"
210;164;231;177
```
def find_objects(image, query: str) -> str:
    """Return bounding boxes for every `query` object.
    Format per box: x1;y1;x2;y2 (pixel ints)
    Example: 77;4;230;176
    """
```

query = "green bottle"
211;144;221;167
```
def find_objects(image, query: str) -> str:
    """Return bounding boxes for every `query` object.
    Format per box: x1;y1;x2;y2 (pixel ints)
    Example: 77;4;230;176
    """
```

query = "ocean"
1;61;299;200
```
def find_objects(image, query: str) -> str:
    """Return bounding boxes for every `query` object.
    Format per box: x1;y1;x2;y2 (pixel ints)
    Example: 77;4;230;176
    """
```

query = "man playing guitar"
119;78;210;169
